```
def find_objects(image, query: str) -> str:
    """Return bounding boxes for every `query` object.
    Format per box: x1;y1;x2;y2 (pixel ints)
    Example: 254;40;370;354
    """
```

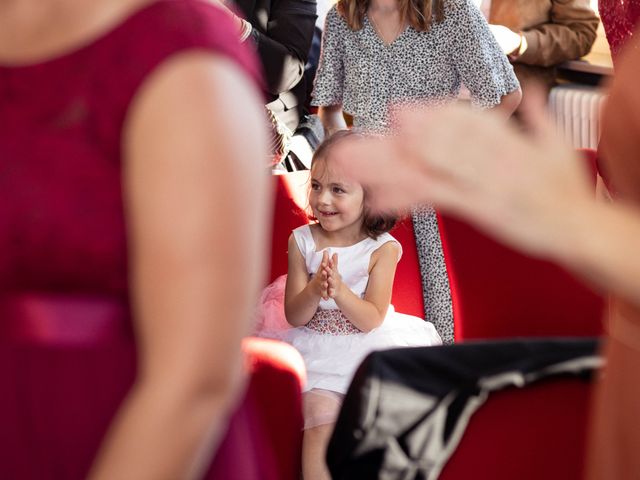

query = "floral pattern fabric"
312;0;520;133
307;309;363;335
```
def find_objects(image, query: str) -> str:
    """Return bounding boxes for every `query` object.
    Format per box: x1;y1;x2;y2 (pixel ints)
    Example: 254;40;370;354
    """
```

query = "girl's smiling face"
309;158;365;238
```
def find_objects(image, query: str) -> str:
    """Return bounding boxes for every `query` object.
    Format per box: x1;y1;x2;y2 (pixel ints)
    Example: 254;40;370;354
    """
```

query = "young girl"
258;131;442;480
311;0;522;345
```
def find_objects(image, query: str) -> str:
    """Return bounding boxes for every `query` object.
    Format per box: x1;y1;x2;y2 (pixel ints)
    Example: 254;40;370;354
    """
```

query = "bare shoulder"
124;50;266;178
288;232;300;252
370;240;401;266
288;231;307;263
128;50;261;123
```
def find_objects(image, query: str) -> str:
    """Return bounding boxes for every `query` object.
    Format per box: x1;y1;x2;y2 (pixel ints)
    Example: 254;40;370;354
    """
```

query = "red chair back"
438;214;605;340
436;149;603;479
389;218;425;318
269;175;310;283
438;149;605;340
440;377;594;480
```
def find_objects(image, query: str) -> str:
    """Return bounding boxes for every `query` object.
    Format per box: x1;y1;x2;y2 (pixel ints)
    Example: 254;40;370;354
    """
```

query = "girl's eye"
311;183;320;191
333;187;345;194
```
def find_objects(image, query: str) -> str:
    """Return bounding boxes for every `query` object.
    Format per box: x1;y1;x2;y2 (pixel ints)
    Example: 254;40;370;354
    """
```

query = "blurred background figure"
0;1;269;478
222;0;321;169
313;0;522;135
475;0;599;101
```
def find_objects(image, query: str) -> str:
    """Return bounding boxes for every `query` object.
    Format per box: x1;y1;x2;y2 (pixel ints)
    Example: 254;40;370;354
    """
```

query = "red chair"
438;214;605;341
435;150;605;480
439;148;605;341
207;338;305;480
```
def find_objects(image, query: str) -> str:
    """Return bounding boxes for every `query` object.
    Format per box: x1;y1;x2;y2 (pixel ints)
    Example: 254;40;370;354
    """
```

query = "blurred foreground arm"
89;52;269;478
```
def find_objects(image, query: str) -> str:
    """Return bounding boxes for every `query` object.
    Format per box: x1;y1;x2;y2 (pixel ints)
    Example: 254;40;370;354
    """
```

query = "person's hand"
324;253;343;299
310;250;330;300
488;24;525;57
334;87;594;261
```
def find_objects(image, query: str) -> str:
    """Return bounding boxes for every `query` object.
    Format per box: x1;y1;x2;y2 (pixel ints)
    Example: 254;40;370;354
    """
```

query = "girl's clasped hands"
315;251;343;301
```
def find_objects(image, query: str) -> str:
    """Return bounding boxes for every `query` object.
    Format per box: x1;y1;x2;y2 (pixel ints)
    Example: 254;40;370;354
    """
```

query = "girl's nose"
318;189;331;205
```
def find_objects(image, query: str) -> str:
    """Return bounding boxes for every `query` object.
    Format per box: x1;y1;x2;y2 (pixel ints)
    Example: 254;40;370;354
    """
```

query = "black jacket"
234;0;317;131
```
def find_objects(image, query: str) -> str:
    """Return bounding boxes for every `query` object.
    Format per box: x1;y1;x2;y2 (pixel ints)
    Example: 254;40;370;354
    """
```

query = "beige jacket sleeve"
517;0;599;67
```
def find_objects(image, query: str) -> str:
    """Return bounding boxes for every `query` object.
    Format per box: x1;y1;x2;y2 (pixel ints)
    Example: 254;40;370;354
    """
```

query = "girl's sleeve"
447;0;520;109
311;7;346;107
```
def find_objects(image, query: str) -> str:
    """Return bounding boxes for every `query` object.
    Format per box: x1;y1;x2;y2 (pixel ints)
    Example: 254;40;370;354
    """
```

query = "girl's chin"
318;219;339;230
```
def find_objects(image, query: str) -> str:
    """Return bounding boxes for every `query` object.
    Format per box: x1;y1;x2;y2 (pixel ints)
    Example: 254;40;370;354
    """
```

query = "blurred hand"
488;24;524;56
334;88;593;260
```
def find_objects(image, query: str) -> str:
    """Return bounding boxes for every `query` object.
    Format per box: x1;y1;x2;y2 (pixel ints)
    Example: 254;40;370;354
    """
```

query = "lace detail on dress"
306;309;362;335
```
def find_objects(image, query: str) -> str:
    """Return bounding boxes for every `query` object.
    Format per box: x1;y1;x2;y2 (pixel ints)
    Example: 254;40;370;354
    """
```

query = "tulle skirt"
255;275;443;395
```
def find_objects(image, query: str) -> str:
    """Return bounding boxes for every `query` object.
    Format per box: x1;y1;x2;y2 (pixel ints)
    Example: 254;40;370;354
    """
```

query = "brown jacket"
489;0;599;93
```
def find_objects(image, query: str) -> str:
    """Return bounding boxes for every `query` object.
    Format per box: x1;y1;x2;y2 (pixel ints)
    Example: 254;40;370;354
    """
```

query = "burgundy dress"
0;1;263;478
598;0;640;61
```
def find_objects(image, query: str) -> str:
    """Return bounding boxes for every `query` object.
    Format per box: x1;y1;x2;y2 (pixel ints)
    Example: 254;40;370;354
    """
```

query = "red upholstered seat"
436;150;605;480
439;148;605;341
440;377;594;480
208;338;305;480
438;214;605;341
269;174;311;283
388;217;425;318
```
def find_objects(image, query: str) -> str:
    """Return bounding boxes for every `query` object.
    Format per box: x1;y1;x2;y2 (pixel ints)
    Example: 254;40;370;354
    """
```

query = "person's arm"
312;7;347;133
318;104;348;136
88;51;269;479
284;235;329;326
327;242;399;332
515;0;599;67
554;200;640;306
447;0;521;113
491;88;522;117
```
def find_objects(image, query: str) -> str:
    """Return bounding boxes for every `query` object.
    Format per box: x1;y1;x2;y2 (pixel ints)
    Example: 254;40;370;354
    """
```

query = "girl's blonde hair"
336;0;445;32
310;130;398;239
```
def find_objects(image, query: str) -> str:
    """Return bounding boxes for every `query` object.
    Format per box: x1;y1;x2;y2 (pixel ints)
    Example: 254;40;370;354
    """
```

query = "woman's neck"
368;0;400;13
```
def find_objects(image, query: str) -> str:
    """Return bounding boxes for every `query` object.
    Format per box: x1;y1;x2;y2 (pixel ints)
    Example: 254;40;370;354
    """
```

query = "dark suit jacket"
235;0;317;131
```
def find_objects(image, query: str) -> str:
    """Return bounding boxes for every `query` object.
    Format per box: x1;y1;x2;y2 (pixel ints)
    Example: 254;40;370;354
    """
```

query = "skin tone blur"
0;0;270;478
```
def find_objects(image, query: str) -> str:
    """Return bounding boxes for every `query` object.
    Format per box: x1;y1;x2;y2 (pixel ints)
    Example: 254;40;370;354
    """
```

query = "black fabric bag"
326;338;601;480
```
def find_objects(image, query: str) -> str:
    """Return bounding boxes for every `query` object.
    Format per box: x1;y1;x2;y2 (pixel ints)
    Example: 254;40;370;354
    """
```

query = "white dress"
256;224;442;394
